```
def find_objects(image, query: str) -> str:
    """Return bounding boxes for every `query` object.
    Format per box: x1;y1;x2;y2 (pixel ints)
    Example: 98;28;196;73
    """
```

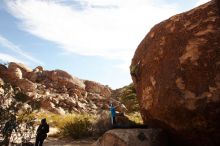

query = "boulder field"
0;62;114;115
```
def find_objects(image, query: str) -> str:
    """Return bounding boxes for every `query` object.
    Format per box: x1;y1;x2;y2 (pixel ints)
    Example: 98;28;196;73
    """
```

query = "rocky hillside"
0;62;118;115
131;1;220;146
112;83;139;113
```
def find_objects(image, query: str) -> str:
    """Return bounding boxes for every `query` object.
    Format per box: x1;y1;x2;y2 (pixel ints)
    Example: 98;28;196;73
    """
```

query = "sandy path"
44;137;95;146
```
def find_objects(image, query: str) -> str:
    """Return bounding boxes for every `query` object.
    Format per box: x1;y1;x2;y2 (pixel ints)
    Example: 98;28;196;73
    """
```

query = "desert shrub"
113;83;140;112
35;112;112;138
127;112;143;124
58;114;93;139
35;112;63;127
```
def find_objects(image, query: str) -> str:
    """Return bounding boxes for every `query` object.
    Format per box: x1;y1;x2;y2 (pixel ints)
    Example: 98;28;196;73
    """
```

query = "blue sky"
0;0;209;89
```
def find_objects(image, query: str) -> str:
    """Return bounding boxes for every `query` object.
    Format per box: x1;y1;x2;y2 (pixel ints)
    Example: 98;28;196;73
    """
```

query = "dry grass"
127;112;143;124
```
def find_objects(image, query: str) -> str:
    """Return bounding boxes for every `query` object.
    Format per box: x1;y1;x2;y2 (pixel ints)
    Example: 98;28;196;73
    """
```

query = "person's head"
41;118;47;124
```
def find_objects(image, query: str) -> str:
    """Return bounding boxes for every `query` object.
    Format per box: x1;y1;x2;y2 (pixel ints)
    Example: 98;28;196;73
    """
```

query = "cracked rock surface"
131;1;220;146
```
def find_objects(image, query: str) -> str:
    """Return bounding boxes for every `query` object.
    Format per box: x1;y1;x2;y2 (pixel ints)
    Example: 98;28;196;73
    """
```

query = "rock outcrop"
7;67;22;83
16;79;37;92
0;62;117;115
8;62;32;75
45;70;85;90
84;80;111;98
0;64;8;81
131;1;220;146
0;78;4;86
93;129;168;146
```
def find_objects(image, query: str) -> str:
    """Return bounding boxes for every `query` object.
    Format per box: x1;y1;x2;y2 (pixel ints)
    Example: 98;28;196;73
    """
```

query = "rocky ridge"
0;62;117;115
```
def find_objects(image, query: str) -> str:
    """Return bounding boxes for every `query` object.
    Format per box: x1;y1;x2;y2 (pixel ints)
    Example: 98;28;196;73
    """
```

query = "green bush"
35;112;112;138
58;114;93;139
127;112;143;124
115;83;140;112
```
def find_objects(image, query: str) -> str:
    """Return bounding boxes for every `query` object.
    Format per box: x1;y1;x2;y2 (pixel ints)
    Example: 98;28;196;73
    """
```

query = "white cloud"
0;34;44;65
0;53;25;63
5;0;178;69
195;0;210;6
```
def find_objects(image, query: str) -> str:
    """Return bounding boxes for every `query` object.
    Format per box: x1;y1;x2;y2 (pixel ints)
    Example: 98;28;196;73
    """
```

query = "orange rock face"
8;62;32;74
84;80;111;98
131;1;220;146
16;79;37;92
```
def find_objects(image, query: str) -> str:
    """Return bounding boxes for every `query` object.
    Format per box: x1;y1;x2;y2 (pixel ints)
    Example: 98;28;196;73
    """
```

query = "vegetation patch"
58;114;93;139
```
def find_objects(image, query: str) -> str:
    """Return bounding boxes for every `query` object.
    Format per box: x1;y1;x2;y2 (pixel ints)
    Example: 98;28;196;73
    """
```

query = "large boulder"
93;129;168;146
0;87;4;95
7;62;33;84
7;67;22;83
131;1;220;146
8;62;32;74
0;78;4;87
84;80;112;98
33;66;44;72
43;70;85;90
26;72;38;82
0;64;7;79
16;79;37;92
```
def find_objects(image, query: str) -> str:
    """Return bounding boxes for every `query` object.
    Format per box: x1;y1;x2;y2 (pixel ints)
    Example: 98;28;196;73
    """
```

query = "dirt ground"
43;127;96;146
44;137;96;146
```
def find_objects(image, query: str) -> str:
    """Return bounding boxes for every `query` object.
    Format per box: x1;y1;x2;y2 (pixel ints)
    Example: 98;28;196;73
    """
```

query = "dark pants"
112;116;116;125
35;134;46;146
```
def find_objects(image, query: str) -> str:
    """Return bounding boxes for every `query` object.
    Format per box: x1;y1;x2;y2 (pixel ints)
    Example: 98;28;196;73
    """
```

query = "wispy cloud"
0;52;25;63
0;34;44;65
5;0;178;69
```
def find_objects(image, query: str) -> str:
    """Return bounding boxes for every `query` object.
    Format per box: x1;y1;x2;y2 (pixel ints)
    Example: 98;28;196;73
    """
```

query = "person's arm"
46;124;49;133
2;122;9;135
14;122;17;132
36;125;41;134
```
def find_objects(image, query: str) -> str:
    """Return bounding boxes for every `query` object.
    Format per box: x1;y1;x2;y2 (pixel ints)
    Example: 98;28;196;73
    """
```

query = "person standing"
2;116;17;146
109;103;116;126
35;118;49;146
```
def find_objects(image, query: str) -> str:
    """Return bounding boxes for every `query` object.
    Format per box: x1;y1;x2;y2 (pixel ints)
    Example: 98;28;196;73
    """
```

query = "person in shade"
2;115;17;146
109;103;117;126
35;118;49;146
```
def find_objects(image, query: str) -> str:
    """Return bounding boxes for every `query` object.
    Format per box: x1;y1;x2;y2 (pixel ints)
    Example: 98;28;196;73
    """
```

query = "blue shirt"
110;106;116;117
